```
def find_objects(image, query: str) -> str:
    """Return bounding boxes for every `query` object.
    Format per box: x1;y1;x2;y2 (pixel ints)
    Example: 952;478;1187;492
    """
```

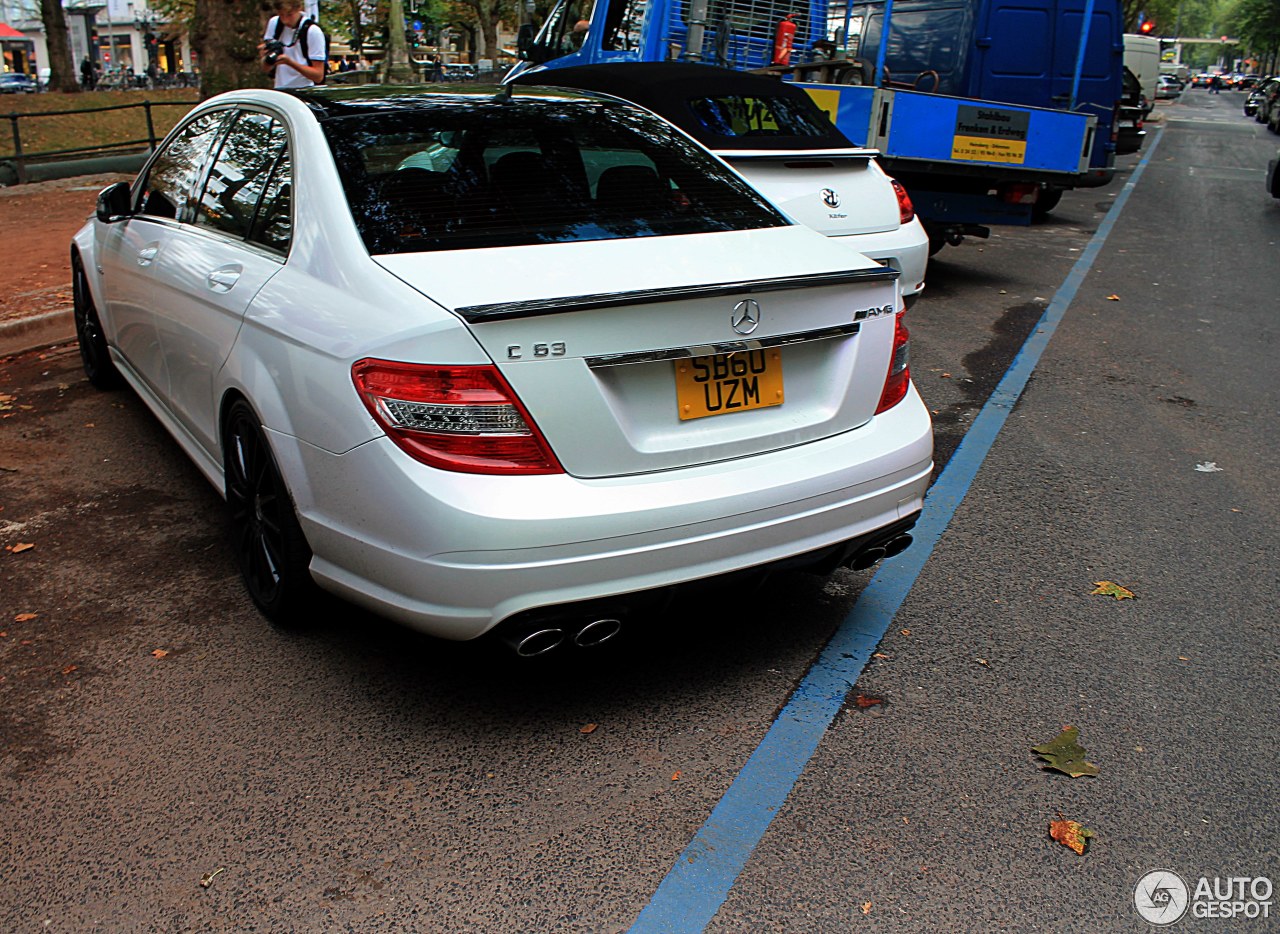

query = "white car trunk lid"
724;151;902;238
374;226;900;479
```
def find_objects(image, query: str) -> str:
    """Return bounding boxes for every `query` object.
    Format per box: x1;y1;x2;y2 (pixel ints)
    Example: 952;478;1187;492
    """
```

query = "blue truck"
509;0;1125;251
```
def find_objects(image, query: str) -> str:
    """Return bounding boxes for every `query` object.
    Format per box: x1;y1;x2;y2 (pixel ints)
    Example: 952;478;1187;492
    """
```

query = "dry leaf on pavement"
1091;581;1135;600
1049;818;1095;855
1032;725;1100;778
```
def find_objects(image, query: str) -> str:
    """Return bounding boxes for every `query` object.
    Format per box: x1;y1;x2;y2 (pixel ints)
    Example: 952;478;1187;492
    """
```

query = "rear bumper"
271;387;933;640
829;218;930;300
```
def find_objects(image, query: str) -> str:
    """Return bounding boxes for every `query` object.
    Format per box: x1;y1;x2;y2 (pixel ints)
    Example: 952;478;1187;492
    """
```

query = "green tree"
191;0;273;98
39;0;79;92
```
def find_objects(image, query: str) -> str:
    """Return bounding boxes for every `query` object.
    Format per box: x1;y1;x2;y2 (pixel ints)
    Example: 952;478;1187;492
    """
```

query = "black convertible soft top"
511;62;855;152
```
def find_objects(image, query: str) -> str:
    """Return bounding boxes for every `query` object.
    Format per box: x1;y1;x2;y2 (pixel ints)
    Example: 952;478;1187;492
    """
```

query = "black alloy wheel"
72;255;123;389
223;400;316;627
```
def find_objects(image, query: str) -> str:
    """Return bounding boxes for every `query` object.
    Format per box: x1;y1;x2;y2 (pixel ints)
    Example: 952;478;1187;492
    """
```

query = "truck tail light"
875;311;912;414
351;359;563;475
890;179;915;224
1000;182;1040;204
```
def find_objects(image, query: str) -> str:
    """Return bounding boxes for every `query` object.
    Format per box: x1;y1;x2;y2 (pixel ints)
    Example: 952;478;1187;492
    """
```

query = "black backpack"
272;15;329;81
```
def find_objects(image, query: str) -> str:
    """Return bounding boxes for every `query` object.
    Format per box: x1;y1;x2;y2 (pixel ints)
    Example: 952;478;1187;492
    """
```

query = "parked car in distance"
1244;78;1273;117
1253;78;1280;124
1239;74;1261;90
1190;73;1213;88
1155;74;1183;99
71;84;933;654
1116;67;1147;155
0;72;37;93
513;63;931;304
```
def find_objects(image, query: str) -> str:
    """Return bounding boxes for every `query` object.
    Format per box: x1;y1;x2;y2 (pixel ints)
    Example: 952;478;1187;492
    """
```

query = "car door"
96;109;231;399
148;110;292;457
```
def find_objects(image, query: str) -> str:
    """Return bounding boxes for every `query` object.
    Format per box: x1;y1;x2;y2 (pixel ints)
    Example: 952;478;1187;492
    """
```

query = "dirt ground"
0;175;131;324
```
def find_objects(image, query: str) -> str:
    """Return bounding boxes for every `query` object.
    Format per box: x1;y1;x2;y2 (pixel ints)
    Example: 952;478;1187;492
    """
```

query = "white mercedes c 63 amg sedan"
71;84;933;655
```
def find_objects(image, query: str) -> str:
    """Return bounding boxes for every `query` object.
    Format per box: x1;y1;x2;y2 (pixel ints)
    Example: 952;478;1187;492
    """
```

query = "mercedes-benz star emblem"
731;299;762;335
821;188;840;208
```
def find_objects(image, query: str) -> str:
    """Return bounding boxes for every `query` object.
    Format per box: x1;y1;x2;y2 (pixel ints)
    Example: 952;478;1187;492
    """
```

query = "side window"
249;150;293;254
137;111;229;221
195;113;288;241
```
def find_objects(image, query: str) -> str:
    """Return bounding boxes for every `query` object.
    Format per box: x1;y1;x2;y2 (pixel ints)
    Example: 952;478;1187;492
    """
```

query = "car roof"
511;62;854;152
288;83;599;121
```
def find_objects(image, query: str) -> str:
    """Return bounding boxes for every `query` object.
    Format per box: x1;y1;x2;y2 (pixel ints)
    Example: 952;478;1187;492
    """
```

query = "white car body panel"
71;85;934;643
721;151;930;301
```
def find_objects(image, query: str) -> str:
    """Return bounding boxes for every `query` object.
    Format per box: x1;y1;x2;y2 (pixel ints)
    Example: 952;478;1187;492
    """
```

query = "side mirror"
517;23;537;60
96;181;133;223
514;23;550;62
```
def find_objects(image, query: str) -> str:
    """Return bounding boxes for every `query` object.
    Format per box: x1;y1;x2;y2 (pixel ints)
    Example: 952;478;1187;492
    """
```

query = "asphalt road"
1;89;1276;931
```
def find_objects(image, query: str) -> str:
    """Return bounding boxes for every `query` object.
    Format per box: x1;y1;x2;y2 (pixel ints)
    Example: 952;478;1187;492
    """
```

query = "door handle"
206;265;243;293
136;244;159;266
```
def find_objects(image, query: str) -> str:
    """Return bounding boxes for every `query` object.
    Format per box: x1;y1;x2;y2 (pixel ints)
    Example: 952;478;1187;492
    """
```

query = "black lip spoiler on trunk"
454;267;899;323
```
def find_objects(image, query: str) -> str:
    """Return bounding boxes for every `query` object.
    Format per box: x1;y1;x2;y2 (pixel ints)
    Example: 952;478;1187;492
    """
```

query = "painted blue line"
630;132;1164;934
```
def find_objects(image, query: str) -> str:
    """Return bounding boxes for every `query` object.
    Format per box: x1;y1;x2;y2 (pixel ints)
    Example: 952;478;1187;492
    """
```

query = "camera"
263;39;286;65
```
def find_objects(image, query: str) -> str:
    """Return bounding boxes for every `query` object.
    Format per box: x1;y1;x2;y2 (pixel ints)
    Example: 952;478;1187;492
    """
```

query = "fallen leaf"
151;649;170;658
1049;818;1095;855
900;629;911;636
62;665;78;675
14;613;37;622
852;694;884;708
7;542;35;554
579;723;597;734
670;770;682;781
872;652;890;659
199;867;226;888
1091;581;1135;600
1195;461;1223;473
1106;294;1120;301
975;658;989;666
861;901;872;915
1032;725;1100;778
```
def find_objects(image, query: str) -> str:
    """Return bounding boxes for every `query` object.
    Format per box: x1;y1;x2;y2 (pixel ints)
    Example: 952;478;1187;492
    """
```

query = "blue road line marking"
630;131;1164;934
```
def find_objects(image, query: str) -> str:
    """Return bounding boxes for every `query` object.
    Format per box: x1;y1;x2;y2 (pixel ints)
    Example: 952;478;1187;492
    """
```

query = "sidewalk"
0;173;130;358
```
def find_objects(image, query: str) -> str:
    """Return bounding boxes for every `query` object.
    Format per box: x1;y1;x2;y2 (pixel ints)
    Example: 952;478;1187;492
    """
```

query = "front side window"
137;110;230;221
250;151;293;253
195;112;289;244
322;97;788;255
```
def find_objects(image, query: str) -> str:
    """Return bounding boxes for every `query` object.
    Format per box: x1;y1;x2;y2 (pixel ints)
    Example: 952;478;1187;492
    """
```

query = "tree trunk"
192;0;274;100
39;0;80;93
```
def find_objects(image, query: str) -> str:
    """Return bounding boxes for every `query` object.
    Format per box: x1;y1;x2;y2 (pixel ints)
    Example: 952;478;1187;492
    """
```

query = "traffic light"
1140;19;1156;33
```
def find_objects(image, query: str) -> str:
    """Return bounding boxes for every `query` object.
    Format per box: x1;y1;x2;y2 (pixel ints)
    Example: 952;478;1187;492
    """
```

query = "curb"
0;310;75;359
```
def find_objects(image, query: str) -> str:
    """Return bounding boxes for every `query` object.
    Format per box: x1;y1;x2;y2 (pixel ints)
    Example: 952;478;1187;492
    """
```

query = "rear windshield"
686;94;835;141
320;97;789;254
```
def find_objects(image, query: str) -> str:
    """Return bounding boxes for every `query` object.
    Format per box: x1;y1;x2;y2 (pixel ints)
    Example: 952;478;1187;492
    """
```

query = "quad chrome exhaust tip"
502;617;624;656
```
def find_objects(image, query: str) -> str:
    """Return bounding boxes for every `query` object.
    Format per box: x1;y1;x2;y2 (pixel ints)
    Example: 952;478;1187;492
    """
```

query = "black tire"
1032;188;1064;221
223;400;317;627
72;254;123;389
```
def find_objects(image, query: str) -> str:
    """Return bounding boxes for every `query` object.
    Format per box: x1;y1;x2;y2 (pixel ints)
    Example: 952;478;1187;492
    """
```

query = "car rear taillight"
875;311;911;414
351;359;563;475
890;179;915;224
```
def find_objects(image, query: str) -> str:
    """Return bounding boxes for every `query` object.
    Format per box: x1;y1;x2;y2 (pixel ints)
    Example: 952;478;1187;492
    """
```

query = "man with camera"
260;0;327;89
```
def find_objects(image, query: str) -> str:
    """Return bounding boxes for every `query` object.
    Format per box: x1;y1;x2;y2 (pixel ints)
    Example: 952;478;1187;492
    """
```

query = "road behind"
1;90;1276;930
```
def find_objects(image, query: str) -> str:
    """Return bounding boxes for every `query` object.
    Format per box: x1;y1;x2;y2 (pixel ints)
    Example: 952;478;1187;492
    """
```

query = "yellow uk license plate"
675;349;784;421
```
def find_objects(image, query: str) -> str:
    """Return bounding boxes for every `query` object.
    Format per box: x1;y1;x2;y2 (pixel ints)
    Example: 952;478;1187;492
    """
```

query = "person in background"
259;0;327;89
80;56;96;89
